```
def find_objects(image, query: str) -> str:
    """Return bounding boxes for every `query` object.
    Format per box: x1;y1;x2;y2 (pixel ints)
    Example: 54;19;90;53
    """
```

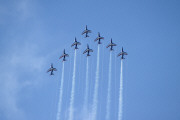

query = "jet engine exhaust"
106;51;112;120
118;59;123;120
92;45;100;120
56;62;65;120
68;50;77;120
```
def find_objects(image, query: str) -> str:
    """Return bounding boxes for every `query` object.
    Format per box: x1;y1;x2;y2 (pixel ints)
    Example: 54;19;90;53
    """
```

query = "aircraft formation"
47;25;128;75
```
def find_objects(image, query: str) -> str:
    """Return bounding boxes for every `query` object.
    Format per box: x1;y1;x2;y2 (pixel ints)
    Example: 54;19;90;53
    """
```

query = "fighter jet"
94;32;104;44
117;47;128;59
59;49;69;61
83;44;93;56
47;63;57;75
82;25;91;37
106;38;117;51
71;37;81;49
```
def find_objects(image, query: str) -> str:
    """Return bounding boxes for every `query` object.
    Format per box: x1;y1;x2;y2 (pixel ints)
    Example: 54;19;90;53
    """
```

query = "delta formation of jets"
47;25;128;75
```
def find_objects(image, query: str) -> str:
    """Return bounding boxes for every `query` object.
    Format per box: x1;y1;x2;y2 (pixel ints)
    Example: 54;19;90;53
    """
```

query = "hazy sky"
0;0;180;120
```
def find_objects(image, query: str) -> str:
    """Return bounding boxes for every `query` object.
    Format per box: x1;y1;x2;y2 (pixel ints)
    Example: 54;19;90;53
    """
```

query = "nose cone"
98;32;100;37
75;37;77;42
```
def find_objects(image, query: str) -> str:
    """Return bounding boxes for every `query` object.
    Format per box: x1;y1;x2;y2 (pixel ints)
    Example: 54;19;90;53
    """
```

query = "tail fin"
63;58;66;62
86;34;89;37
75;46;78;49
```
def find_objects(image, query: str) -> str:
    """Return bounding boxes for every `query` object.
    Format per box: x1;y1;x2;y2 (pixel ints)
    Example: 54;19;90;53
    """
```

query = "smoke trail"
92;45;100;120
118;59;123;120
68;50;77;120
106;51;112;120
56;62;65;120
84;57;89;110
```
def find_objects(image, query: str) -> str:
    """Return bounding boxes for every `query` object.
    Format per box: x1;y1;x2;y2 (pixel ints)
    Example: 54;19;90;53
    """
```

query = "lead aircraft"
59;49;69;61
83;44;93;56
47;63;57;75
117;47;128;59
82;25;91;37
106;38;117;51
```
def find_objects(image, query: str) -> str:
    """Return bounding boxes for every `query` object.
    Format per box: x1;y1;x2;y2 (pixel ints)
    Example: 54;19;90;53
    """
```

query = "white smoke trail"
118;59;123;120
68;50;77;120
106;51;112;120
84;57;89;110
92;45;100;120
56;62;65;120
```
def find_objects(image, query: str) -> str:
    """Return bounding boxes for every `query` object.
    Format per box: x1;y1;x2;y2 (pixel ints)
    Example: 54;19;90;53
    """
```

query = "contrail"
92;45;100;120
56;62;65;120
118;59;123;120
84;57;89;110
68;50;77;120
106;51;112;120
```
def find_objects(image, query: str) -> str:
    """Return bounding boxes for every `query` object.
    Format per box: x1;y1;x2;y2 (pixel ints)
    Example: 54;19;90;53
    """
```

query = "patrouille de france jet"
94;32;104;44
83;44;93;56
82;25;91;37
47;63;57;75
59;49;69;61
106;38;117;51
71;37;81;49
117;47;128;59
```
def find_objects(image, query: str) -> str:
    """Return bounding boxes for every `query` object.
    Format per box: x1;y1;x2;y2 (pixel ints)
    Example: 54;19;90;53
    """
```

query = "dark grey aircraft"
94;32;104;44
106;38;117;51
47;63;57;75
82;25;91;37
59;49;69;61
83;44;93;56
71;37;81;49
117;47;128;59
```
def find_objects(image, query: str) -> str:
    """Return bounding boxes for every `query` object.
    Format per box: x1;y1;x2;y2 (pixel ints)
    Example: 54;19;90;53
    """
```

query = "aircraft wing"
112;43;117;46
59;55;64;59
53;68;57;71
94;38;98;42
82;30;86;35
83;49;88;54
47;68;51;72
100;37;104;39
124;52;128;55
88;30;92;33
71;43;75;47
106;44;110;48
117;53;122;56
77;42;81;45
65;54;69;57
89;49;93;52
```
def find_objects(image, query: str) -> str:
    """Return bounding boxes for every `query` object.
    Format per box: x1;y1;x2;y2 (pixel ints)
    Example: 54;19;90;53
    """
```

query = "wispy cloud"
0;42;47;120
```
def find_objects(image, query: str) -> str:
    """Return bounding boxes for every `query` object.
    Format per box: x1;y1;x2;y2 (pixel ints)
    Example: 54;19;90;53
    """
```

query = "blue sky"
0;0;180;120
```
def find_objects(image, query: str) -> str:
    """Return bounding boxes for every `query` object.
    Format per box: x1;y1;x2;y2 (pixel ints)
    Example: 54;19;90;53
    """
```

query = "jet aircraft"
71;37;81;49
59;49;69;61
82;25;91;37
94;32;104;44
83;44;93;56
117;47;128;59
106;38;117;51
47;63;57;75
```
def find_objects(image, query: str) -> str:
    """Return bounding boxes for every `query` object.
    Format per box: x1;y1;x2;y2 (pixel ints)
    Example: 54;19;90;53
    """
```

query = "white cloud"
0;42;47;120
